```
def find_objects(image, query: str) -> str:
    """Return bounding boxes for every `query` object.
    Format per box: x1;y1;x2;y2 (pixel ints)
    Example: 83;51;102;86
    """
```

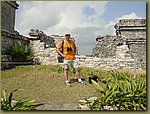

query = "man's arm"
57;49;63;56
57;41;67;58
73;42;77;54
74;46;76;54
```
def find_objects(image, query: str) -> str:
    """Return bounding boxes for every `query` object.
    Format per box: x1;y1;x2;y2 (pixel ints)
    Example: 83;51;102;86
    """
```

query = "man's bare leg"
64;69;71;86
64;69;69;80
75;68;83;83
75;67;80;79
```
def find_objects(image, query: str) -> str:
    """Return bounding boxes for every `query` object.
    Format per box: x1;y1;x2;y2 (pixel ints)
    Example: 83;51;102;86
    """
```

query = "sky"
15;1;146;55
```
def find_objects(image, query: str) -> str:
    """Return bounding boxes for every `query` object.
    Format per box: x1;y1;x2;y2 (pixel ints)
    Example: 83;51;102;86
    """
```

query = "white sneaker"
66;82;71;87
78;80;84;84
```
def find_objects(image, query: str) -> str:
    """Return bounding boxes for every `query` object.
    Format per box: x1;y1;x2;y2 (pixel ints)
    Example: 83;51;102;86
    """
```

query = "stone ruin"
1;1;31;69
28;20;147;69
29;29;55;48
1;1;146;70
92;19;146;69
1;1;59;68
28;29;57;65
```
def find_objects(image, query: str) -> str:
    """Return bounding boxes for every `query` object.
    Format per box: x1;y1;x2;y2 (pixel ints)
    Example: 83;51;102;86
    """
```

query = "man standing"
57;33;83;87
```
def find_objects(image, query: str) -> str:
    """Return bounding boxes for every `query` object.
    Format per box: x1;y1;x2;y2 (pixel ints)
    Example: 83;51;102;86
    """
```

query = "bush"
10;42;33;61
1;89;41;111
79;70;146;110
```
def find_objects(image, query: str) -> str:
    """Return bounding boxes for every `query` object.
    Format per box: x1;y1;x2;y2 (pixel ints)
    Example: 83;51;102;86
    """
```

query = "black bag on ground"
89;75;106;84
89;75;101;84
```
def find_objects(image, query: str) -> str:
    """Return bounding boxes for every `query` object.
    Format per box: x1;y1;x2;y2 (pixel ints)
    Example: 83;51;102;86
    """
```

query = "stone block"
79;62;86;66
86;57;93;59
1;54;12;61
94;57;101;61
84;58;93;61
44;49;50;55
79;59;85;62
76;55;86;59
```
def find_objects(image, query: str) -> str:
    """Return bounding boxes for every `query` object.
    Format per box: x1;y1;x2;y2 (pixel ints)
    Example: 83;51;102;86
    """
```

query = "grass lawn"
1;64;146;110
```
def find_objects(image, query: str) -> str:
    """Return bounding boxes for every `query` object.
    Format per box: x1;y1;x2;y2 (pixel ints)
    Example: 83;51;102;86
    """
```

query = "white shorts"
63;60;79;69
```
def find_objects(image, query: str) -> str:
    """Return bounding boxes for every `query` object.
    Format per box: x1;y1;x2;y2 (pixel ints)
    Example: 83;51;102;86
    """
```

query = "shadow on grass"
70;78;86;83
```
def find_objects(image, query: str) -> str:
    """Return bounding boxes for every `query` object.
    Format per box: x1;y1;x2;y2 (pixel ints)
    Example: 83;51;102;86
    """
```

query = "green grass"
1;65;97;106
1;65;146;108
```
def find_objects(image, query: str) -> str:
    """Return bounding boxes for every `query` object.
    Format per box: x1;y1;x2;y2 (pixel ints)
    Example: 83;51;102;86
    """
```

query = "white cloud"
16;1;108;35
118;12;143;20
15;1;145;55
15;1;108;54
104;12;145;36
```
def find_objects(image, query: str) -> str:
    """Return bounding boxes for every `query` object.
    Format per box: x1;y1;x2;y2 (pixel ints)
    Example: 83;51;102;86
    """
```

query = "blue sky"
83;6;96;16
102;1;146;22
15;1;146;55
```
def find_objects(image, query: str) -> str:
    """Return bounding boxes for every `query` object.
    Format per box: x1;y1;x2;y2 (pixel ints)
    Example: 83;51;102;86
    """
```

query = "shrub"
10;42;33;61
1;89;41;110
79;70;146;110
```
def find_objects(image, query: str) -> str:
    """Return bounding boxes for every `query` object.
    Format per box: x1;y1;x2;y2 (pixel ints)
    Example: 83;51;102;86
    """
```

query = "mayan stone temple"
1;1;146;70
1;1;30;68
92;19;146;69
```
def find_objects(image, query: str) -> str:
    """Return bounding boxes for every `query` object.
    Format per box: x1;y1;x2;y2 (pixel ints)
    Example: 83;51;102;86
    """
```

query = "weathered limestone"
92;35;117;58
1;1;31;69
92;19;146;69
1;55;12;62
1;1;19;33
115;19;146;39
1;2;58;69
29;29;56;48
1;30;30;55
29;29;58;65
1;1;146;70
1;1;29;55
76;55;135;69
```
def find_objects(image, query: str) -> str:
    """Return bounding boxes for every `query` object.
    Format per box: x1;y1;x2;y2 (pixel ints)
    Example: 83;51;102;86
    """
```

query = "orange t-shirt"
57;40;76;60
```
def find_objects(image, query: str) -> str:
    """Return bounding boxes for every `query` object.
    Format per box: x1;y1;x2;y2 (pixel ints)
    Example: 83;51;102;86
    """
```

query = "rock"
78;105;89;110
103;106;114;110
87;97;98;101
78;97;98;110
35;103;79;110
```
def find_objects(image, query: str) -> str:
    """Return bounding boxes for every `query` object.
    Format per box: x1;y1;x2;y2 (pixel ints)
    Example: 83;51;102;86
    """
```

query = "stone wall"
92;19;146;69
127;39;146;68
1;30;30;55
1;0;146;70
1;31;30;69
1;1;19;33
76;43;135;69
1;1;58;69
92;35;117;58
1;1;30;63
1;1;31;69
115;19;146;40
30;40;58;65
29;29;58;65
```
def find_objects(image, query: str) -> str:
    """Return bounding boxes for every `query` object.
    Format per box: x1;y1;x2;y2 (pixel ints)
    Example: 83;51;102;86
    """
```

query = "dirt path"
35;103;80;110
